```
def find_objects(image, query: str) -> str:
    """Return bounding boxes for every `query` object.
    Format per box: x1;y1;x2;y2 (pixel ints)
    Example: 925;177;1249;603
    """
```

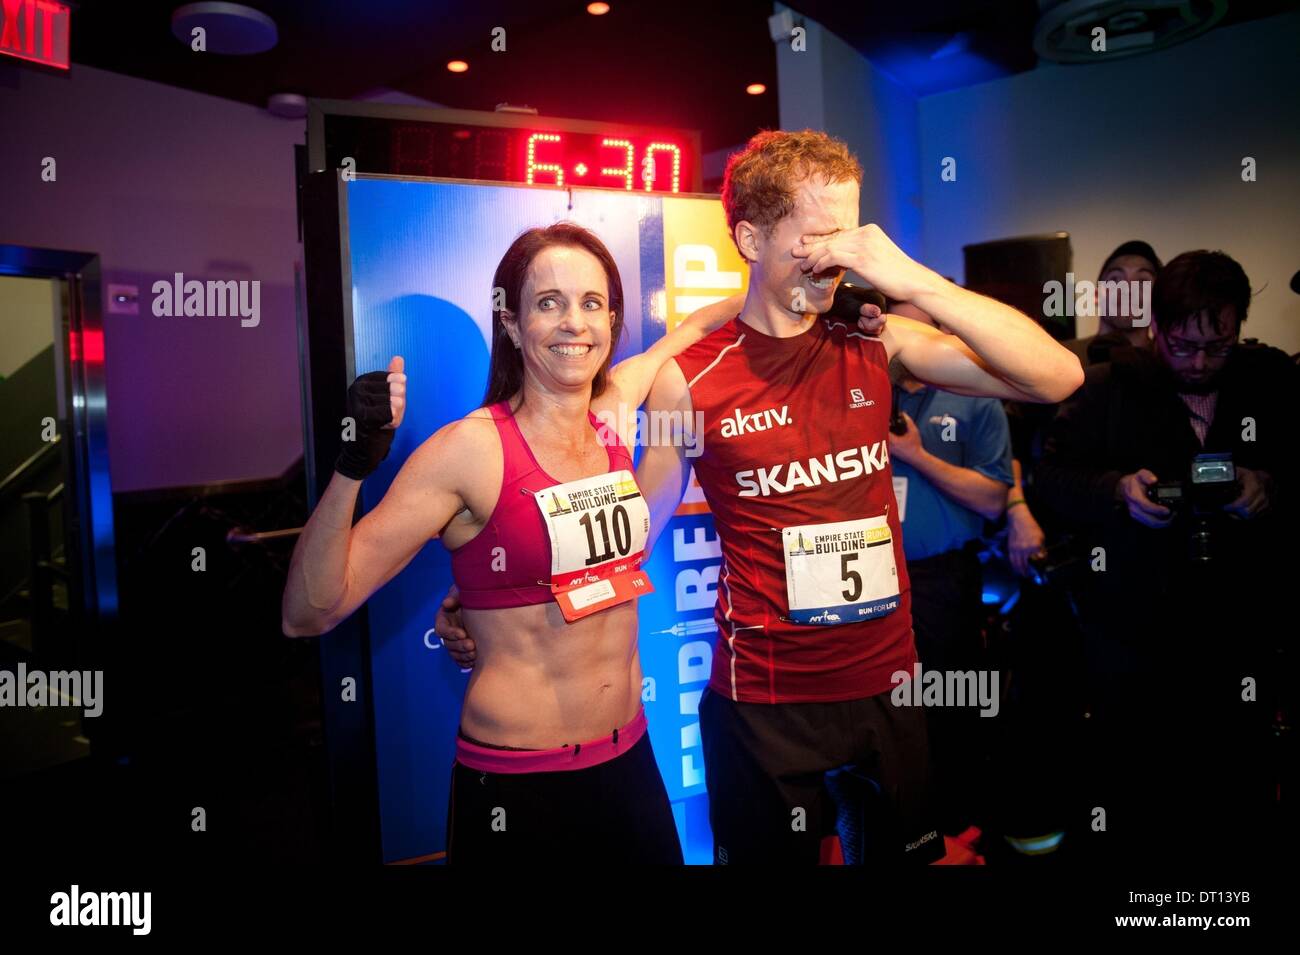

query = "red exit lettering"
0;0;71;71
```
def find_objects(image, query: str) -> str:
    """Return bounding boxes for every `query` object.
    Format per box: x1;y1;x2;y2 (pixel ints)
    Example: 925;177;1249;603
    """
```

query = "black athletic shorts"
698;686;943;865
445;731;683;864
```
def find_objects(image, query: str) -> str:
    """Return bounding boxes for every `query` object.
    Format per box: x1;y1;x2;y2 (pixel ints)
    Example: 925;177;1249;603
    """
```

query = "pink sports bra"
448;401;637;609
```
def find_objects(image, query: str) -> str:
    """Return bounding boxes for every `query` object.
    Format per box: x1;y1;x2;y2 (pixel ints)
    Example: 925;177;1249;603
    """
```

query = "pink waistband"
455;708;647;774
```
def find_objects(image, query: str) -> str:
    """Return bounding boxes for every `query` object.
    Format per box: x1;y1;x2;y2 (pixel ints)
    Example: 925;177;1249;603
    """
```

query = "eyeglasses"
1161;335;1235;359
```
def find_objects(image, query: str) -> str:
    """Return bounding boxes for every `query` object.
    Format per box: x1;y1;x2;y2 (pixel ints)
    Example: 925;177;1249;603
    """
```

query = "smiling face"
504;244;614;396
1097;253;1158;329
743;175;859;317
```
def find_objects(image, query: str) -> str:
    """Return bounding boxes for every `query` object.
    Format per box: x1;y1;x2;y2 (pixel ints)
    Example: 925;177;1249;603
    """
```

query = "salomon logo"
720;405;792;438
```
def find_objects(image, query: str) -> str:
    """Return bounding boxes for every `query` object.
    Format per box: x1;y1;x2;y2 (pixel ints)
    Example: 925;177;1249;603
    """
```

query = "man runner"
633;130;1081;864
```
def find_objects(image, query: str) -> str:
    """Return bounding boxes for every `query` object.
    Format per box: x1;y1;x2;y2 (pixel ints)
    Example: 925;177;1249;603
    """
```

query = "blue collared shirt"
891;384;1014;561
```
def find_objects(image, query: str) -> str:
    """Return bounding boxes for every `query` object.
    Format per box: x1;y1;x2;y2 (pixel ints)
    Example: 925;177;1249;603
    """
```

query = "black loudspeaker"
963;233;1074;340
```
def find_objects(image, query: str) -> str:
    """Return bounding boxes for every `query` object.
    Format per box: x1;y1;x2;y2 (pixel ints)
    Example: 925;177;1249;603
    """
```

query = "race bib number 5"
782;515;900;625
534;469;653;622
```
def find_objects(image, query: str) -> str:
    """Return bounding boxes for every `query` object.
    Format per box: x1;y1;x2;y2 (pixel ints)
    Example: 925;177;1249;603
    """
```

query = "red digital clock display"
520;132;683;192
324;115;697;194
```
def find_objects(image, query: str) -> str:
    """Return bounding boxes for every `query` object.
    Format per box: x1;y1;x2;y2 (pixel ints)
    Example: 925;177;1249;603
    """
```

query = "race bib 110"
534;469;653;622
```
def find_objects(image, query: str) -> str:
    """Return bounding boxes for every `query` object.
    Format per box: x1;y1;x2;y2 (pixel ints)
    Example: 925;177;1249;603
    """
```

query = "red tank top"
673;316;916;704
449;401;636;609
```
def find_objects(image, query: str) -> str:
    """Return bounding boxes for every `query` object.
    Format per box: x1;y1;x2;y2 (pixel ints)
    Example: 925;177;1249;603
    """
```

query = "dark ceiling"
64;0;780;152
60;0;1300;152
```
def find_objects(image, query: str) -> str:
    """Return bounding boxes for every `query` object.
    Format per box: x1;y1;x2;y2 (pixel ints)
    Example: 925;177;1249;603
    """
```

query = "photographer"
1033;250;1298;861
1006;240;1160;580
993;241;1159;860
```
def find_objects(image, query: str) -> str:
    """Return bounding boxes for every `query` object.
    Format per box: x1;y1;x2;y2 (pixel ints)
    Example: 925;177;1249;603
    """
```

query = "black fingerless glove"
335;370;396;480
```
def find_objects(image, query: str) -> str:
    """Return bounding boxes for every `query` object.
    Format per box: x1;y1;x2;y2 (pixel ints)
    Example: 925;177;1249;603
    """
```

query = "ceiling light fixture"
170;2;277;54
266;93;307;118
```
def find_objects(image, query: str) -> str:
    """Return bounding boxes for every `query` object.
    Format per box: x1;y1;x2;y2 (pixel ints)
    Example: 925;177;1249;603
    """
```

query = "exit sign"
0;0;71;71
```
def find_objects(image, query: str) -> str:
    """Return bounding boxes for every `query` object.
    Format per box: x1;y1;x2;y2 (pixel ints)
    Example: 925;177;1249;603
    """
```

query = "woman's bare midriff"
458;598;643;749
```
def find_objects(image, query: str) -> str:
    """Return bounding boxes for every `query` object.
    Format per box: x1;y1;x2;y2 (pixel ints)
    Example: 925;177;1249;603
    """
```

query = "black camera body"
1146;452;1239;514
1145;452;1239;562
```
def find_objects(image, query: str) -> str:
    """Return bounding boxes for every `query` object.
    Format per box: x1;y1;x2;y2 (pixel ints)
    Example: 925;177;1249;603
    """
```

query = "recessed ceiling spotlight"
447;60;469;73
587;2;611;14
746;83;766;95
